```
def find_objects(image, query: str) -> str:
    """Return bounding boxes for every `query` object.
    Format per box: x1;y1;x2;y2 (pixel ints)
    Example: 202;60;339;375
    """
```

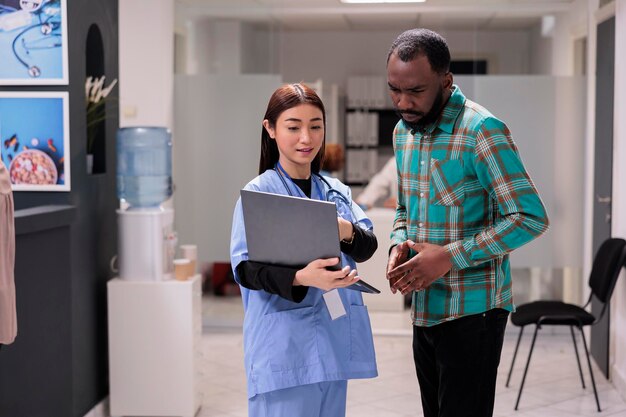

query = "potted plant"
85;75;117;174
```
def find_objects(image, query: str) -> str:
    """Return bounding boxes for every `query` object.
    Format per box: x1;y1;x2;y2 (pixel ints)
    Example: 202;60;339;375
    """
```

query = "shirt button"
420;161;425;166
419;222;424;228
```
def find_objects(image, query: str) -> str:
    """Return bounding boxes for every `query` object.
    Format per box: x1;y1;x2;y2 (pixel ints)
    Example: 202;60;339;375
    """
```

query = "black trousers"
413;308;509;417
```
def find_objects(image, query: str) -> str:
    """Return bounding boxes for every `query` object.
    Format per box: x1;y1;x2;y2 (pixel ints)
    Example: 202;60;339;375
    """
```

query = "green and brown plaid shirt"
391;85;549;327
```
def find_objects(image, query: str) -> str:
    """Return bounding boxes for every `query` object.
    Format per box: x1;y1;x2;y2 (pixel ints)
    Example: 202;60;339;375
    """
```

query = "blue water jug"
117;127;172;208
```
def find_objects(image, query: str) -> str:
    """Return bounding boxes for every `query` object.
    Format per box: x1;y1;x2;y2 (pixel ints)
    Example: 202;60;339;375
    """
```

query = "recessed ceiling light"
341;0;426;3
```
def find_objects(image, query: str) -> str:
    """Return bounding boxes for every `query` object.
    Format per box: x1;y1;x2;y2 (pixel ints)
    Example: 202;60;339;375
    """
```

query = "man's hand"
386;241;409;293
387;242;453;295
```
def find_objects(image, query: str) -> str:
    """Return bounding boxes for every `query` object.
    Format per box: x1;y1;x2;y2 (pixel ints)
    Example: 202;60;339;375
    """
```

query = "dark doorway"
86;24;106;174
450;60;488;75
591;16;615;379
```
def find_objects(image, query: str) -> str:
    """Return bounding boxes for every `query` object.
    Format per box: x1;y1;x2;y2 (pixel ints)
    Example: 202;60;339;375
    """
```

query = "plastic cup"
174;258;193;281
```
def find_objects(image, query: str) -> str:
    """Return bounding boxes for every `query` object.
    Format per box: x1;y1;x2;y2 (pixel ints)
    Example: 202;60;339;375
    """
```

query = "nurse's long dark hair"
259;83;326;175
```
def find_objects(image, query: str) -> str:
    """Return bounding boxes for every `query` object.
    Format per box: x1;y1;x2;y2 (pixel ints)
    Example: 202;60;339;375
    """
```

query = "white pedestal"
107;275;202;417
359;208;404;312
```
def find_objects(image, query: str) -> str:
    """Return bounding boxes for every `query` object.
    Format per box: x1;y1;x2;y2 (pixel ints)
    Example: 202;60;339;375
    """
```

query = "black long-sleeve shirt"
236;177;378;302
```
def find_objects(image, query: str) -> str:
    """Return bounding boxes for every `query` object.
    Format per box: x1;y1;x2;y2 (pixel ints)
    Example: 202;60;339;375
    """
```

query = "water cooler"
116;126;175;281
109;127;202;417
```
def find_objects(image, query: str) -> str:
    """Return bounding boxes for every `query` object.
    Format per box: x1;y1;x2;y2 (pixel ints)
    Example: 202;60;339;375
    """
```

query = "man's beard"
396;86;445;132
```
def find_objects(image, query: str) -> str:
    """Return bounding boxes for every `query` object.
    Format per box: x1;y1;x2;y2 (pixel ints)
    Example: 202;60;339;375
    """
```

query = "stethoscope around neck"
273;162;356;220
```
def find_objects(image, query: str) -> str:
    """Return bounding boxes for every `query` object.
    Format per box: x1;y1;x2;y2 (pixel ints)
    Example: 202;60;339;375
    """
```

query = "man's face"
387;53;451;129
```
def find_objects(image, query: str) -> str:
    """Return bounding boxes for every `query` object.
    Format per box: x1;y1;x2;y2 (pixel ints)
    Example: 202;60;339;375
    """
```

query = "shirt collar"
437;84;465;134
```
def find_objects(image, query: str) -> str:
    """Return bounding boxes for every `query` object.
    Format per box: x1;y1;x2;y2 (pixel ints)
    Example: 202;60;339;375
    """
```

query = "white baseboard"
83;397;109;417
613;364;626;403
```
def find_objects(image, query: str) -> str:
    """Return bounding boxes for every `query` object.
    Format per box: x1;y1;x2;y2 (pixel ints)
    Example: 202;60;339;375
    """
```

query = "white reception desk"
359;208;404;312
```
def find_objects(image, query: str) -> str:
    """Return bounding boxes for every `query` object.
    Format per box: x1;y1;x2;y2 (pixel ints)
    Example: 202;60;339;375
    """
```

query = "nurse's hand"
337;217;354;242
293;258;360;291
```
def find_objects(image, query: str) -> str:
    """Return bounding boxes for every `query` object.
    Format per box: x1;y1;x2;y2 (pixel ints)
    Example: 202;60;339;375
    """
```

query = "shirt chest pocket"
429;159;465;206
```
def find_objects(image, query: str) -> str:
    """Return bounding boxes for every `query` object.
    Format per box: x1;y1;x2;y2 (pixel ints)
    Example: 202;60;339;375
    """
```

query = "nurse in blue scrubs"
230;83;378;417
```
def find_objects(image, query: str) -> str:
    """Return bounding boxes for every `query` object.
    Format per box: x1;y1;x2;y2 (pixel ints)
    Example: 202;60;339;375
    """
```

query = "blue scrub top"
230;169;378;399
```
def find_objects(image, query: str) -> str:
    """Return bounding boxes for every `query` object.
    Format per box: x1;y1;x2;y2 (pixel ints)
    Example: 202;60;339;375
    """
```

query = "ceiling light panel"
341;0;426;4
345;12;419;30
341;0;425;3
279;14;351;31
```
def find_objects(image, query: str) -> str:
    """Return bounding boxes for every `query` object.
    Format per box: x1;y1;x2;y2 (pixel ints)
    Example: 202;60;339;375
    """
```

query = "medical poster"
0;0;68;85
0;92;70;191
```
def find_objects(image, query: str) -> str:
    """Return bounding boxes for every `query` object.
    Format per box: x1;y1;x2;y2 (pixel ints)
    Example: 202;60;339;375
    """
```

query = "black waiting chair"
505;237;626;412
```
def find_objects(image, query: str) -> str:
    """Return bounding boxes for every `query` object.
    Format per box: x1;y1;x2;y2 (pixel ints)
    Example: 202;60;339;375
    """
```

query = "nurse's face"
263;103;325;179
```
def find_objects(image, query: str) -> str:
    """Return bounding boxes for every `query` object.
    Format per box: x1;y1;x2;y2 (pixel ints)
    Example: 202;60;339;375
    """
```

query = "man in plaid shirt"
385;29;549;417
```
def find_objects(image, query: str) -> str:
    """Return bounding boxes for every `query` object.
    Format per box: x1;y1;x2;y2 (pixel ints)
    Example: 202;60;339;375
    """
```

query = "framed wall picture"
0;0;68;85
0;91;70;191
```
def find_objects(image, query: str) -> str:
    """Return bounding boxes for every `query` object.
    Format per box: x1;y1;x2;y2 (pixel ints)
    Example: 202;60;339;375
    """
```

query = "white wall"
550;0;590;76
611;0;626;402
186;19;244;75
543;1;626;400
528;0;590;76
455;75;586;270
279;29;531;88
528;22;553;74
173;75;282;265
241;25;276;74
186;19;214;75
185;20;278;76
557;0;626;401
583;0;600;299
119;0;174;128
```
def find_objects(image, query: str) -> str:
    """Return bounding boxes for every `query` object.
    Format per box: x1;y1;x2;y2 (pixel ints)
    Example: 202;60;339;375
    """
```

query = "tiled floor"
198;296;626;417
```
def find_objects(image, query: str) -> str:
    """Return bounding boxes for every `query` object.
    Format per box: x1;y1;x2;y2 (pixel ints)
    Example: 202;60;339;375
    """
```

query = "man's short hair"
387;28;451;74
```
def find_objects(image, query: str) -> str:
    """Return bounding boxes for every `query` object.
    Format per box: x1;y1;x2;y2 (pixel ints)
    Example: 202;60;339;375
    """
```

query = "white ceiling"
176;0;576;31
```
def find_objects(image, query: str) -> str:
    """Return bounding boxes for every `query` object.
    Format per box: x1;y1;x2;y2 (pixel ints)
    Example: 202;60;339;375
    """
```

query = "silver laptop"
240;189;380;294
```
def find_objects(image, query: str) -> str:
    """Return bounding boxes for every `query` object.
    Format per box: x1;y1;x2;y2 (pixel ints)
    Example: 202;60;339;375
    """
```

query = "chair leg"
506;326;524;388
579;327;601;412
570;325;586;389
515;325;540;411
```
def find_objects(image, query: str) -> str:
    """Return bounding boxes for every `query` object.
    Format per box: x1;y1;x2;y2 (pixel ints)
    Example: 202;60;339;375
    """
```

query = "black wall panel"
0;209;73;416
0;1;119;415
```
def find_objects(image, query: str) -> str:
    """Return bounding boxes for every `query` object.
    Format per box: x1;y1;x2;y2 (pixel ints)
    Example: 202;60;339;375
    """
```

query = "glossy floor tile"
196;296;626;417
